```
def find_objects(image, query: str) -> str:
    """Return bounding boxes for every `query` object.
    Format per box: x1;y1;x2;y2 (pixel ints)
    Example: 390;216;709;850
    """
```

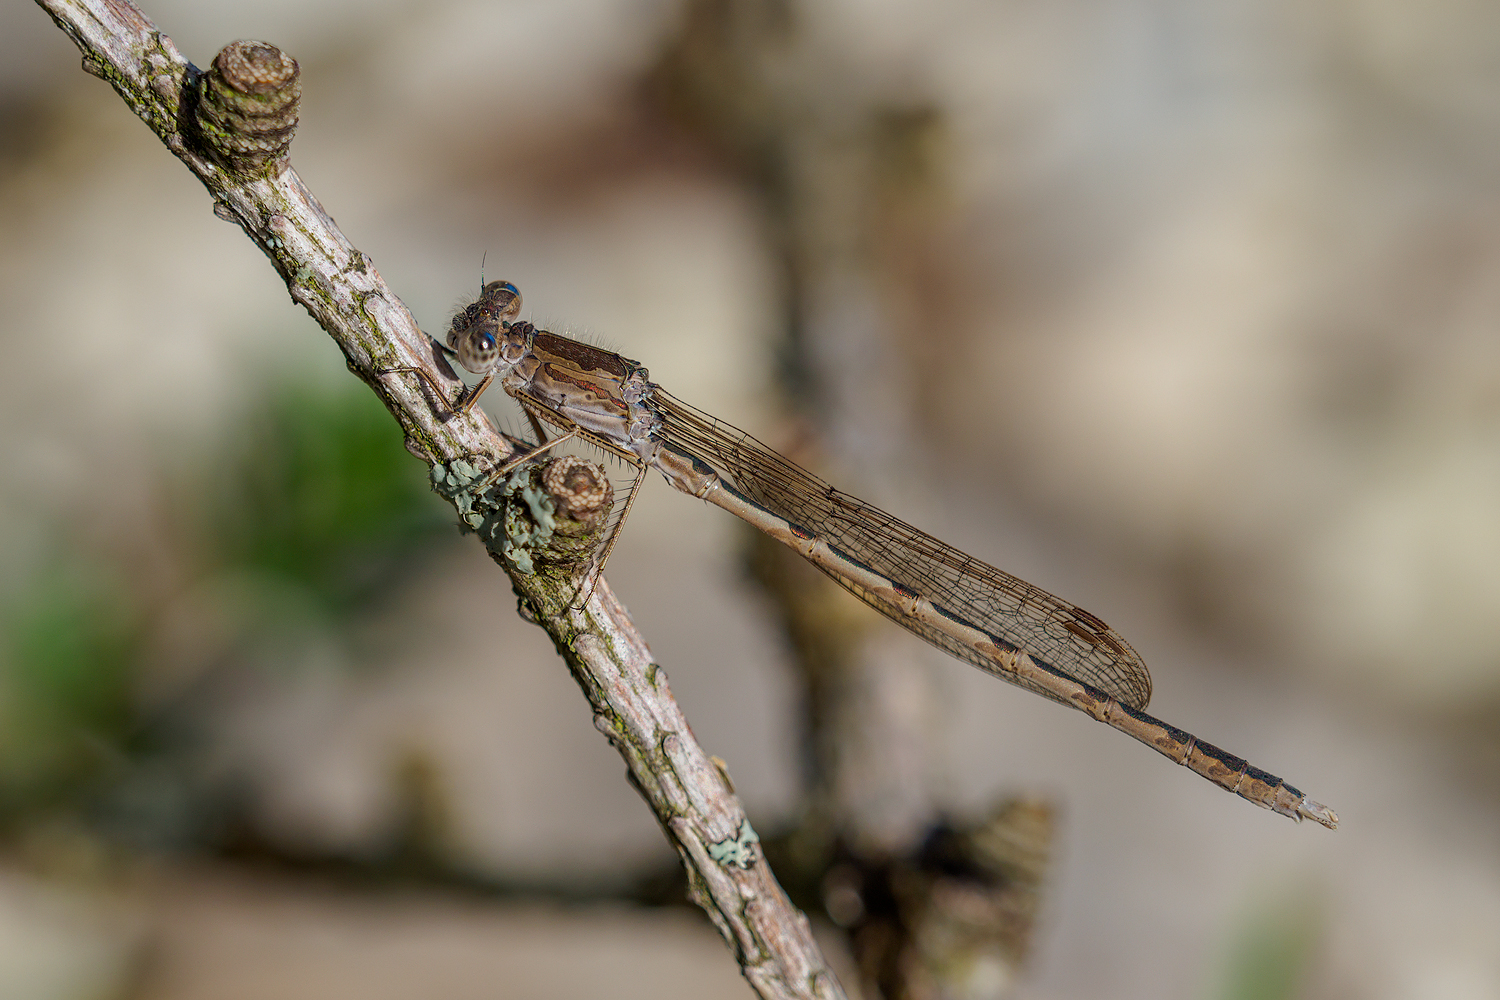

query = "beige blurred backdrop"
4;1;1500;998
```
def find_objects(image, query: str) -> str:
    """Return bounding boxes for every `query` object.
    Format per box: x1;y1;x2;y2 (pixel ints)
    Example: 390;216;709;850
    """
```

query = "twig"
34;1;847;996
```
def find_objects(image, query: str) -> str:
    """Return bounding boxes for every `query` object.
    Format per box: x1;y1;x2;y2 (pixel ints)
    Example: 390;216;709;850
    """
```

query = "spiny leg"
524;407;550;450
382;365;462;416
385;361;562;496
472;426;582;494
455;371;495;413
570;459;648;610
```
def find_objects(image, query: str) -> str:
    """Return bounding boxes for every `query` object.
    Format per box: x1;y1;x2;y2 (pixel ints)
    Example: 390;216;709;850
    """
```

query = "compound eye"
479;280;522;323
458;329;499;373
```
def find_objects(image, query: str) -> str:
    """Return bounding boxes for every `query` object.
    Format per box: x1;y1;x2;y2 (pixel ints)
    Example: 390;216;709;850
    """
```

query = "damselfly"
388;281;1338;829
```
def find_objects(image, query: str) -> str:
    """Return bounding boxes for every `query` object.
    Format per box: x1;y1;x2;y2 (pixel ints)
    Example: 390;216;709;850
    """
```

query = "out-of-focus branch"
648;3;1056;996
34;1;847;996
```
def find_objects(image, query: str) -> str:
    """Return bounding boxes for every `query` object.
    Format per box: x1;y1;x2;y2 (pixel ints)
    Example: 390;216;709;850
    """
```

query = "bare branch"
34;1;847;996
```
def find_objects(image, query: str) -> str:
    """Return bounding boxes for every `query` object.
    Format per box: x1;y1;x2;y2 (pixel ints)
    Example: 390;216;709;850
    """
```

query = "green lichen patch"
497;467;558;574
432;458;609;582
708;817;760;869
430;458;494;531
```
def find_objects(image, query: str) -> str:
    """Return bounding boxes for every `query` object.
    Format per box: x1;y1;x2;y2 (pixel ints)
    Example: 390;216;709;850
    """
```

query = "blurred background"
3;0;1500;997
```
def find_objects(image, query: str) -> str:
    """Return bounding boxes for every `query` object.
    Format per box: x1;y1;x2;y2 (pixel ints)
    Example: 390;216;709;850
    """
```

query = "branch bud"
542;456;614;531
196;40;300;175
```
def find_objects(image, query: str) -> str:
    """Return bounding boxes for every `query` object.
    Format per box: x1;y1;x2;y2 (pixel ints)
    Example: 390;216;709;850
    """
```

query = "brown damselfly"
388;280;1338;829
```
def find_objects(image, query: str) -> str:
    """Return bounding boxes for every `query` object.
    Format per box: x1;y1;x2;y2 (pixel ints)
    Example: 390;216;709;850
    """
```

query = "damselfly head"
447;280;526;373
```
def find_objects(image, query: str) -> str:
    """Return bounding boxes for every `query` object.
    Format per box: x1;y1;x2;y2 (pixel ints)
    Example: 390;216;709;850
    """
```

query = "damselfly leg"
381;361;468;417
506;399;649;608
381;279;525;414
574;460;646;606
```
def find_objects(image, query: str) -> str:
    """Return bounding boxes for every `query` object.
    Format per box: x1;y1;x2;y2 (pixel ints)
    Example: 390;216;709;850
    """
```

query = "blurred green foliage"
204;378;452;614
1213;888;1324;1000
0;373;452;834
0;563;138;816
